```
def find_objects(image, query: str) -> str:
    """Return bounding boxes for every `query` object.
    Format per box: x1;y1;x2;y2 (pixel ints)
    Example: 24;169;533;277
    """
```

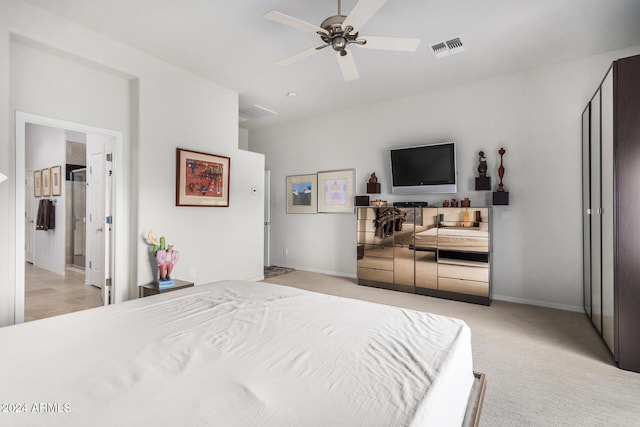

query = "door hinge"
106;153;112;162
89;261;92;268
109;170;112;176
106;278;112;288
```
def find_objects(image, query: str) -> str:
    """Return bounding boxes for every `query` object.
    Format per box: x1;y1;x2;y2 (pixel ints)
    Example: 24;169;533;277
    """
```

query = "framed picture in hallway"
42;168;51;197
286;174;317;214
34;170;42;197
176;148;230;207
51;165;62;196
317;169;355;214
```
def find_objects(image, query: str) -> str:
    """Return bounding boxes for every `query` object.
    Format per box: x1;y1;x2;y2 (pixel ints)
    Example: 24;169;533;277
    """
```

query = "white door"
25;169;36;264
86;135;113;304
264;170;271;267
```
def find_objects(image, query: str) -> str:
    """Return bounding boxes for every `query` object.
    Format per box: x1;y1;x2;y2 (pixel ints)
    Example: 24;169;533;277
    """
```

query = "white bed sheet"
0;281;474;427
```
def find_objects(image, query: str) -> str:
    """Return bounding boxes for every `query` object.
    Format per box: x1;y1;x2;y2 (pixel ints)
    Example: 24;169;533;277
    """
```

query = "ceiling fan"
265;0;421;81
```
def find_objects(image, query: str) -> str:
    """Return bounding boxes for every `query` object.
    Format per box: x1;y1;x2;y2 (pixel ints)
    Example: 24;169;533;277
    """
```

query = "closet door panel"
616;55;640;371
600;68;615;353
590;89;602;334
582;104;592;317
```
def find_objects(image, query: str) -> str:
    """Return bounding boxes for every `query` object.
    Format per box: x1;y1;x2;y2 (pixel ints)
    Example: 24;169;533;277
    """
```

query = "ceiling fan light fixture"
332;36;347;50
266;0;419;82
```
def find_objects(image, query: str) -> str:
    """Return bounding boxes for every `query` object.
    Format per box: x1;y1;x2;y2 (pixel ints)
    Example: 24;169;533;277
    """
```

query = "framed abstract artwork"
317;169;355;214
42;168;51;197
51;165;62;196
286;174;317;214
34;170;42;197
176;148;230;207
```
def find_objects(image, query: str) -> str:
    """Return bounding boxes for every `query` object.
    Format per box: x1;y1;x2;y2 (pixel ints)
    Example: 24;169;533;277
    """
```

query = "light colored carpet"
263;270;640;427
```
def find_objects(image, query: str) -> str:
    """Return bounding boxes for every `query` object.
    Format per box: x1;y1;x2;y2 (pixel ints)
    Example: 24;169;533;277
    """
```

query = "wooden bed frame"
462;372;487;427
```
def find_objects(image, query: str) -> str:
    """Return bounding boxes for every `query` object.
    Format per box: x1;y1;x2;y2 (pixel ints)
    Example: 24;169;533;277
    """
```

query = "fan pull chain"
338;0;341;15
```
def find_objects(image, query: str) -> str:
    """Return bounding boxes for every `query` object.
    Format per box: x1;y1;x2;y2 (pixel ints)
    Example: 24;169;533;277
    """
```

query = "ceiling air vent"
431;36;464;58
239;104;278;122
446;37;464;54
431;42;447;58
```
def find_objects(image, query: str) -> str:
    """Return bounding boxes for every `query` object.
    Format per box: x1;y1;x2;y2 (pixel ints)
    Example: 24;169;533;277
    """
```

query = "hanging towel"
36;199;55;231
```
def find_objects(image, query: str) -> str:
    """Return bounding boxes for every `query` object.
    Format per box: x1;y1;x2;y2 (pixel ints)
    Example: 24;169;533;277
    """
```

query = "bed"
0;280;485;426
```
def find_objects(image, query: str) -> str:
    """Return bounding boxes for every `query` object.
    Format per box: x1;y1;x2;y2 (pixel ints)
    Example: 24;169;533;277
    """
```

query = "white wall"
239;128;249;150
250;45;640;312
0;0;264;326
25;124;66;275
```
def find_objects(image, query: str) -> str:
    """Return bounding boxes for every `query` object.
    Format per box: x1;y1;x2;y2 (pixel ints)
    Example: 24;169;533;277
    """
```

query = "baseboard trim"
493;294;583;313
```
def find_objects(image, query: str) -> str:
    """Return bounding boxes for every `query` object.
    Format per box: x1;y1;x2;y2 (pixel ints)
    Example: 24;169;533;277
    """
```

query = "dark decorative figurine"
492;147;509;205
367;172;381;194
497;147;506;192
477;151;487;177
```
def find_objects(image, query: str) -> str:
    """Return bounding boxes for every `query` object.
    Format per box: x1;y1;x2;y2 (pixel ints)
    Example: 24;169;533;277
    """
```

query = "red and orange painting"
176;148;230;207
184;157;224;198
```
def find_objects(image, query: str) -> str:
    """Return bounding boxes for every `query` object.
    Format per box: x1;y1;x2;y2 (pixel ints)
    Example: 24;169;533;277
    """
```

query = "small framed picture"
317;169;356;213
42;168;51;197
286;174;317;214
176;148;230;207
51;165;62;196
34;170;42;197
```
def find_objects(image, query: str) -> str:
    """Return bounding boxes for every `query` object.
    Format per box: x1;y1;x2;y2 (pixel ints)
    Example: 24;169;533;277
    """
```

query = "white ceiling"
22;0;640;130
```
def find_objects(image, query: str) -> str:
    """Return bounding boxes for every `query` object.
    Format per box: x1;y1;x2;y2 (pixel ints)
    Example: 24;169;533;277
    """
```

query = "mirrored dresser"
356;206;492;305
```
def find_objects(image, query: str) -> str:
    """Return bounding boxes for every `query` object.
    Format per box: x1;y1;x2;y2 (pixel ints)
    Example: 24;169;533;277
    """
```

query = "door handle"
96;227;103;232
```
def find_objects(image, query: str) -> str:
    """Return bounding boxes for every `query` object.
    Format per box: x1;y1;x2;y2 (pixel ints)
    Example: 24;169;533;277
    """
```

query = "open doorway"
23;123;112;321
15;112;124;324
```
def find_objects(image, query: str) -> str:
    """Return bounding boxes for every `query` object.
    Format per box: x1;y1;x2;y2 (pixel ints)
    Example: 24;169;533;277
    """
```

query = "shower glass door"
71;168;87;269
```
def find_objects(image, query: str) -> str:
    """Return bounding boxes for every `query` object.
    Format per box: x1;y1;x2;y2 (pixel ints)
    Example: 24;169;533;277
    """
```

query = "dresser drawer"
357;267;394;283
438;263;488;282
357;257;393;271
438;277;489;297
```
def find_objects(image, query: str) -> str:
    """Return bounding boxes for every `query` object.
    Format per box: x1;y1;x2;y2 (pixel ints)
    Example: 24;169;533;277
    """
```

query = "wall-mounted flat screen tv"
390;142;457;194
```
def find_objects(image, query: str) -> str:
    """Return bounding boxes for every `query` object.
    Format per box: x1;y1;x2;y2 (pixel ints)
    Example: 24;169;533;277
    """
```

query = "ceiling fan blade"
357;36;421;52
336;50;359;81
276;46;320;66
342;0;388;33
264;11;328;35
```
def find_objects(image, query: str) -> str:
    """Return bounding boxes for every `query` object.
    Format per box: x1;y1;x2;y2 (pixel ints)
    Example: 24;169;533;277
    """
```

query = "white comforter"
0;280;474;426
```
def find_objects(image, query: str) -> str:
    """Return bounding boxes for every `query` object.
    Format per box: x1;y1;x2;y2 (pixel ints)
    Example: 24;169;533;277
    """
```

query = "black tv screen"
390;142;457;194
